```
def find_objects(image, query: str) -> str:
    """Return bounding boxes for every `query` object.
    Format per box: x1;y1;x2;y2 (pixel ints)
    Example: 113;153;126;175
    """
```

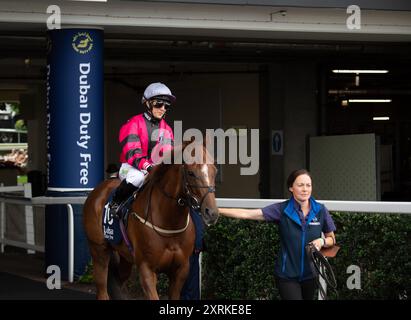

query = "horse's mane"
144;162;174;187
144;141;213;188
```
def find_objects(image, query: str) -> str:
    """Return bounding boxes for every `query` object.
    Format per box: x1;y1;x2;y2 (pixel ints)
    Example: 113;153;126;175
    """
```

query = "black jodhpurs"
275;276;317;300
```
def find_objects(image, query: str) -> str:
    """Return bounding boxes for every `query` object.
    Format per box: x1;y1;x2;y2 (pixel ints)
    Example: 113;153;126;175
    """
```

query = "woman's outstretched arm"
219;208;265;221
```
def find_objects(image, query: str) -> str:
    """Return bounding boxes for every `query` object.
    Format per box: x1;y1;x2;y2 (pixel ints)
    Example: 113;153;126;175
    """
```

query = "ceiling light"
332;70;389;74
348;99;392;103
373;117;390;121
69;0;108;2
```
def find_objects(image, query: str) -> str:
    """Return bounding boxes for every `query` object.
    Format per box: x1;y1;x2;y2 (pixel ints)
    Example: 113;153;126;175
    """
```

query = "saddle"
102;189;138;245
102;182;204;256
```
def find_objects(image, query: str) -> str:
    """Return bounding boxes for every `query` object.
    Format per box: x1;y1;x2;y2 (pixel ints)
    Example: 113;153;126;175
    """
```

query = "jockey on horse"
108;82;175;217
107;82;204;299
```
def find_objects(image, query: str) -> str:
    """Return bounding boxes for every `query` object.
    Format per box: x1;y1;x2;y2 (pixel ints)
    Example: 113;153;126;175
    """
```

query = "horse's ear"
198;133;213;165
204;132;212;148
205;132;216;157
168;148;175;164
181;140;190;149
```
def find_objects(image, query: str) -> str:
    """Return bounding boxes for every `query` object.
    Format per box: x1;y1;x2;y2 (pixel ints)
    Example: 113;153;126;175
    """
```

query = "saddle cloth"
102;188;204;253
102;190;134;245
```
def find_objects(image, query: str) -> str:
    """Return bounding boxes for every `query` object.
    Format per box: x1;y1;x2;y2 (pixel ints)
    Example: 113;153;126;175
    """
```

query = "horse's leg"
118;256;133;283
107;253;133;300
107;252;122;300
90;243;111;300
139;263;159;300
168;261;190;300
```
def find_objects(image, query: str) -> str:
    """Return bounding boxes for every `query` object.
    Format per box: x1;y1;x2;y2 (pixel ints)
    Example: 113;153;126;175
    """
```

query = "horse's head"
177;140;219;226
150;140;220;226
183;160;219;226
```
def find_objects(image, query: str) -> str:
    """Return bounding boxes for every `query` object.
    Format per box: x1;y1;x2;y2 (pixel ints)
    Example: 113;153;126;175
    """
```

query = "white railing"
1;192;410;286
216;198;411;214
0;128;28;143
0;190;83;283
0;183;35;254
0;128;28;151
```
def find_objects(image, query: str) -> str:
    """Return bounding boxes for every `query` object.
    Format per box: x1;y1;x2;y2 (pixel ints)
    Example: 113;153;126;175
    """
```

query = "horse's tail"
107;251;126;300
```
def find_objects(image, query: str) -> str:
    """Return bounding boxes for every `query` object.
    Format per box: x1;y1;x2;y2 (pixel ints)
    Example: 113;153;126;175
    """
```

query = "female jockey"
108;82;175;216
110;82;202;300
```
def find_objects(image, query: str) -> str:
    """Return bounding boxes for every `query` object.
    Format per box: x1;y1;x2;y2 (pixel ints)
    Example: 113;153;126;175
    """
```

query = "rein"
305;243;338;300
157;164;216;211
182;166;216;211
132;164;215;235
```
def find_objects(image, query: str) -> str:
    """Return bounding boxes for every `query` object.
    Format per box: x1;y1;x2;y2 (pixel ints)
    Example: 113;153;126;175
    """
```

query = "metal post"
318;272;327;300
0;182;4;253
199;252;202;300
24;183;35;254
66;204;74;283
318;232;327;300
0;198;4;253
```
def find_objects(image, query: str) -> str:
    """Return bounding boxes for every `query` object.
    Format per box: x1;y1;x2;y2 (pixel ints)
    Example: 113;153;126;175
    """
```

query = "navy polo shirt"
262;197;336;281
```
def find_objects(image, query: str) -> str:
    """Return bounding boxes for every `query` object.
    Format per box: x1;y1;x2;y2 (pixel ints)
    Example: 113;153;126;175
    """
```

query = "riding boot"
109;180;138;218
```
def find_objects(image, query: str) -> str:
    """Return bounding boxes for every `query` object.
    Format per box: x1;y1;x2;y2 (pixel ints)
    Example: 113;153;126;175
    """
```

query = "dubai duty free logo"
72;32;93;54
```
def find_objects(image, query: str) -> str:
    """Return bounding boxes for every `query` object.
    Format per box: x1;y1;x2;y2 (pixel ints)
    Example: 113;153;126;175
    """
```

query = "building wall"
283;62;318;195
266;61;319;198
2;61;319;200
3;63;318;199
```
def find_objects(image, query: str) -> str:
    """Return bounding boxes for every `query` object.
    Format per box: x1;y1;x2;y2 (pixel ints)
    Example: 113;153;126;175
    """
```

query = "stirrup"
109;202;120;218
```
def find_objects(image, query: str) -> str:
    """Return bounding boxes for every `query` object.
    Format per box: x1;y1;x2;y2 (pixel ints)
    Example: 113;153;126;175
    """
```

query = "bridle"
133;163;216;236
160;164;216;212
181;164;216;211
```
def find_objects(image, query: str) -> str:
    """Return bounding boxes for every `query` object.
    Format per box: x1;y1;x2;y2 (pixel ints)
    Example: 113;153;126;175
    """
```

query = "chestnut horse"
83;143;219;299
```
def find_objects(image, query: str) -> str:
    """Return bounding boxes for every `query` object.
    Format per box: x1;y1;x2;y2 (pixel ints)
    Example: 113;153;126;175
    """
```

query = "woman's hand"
310;238;325;251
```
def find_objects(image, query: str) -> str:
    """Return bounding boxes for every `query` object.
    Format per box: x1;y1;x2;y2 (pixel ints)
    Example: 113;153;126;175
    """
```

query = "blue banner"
46;28;104;191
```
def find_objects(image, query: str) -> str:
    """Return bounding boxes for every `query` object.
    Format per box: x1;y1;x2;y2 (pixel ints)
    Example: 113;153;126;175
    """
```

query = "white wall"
1;1;411;42
310;133;378;201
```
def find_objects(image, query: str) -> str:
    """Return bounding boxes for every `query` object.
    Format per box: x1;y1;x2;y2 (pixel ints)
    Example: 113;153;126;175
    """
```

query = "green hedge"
202;212;411;300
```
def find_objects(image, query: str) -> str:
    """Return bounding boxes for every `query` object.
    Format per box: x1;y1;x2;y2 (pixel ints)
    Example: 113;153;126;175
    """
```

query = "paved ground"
0;251;96;300
0;272;94;300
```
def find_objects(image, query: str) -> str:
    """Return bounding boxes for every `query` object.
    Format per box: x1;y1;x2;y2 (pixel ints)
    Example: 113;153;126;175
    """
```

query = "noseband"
181;165;216;212
134;163;216;236
160;164;216;212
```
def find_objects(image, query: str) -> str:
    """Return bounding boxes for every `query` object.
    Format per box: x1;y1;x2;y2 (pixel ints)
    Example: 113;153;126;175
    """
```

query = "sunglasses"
150;99;171;110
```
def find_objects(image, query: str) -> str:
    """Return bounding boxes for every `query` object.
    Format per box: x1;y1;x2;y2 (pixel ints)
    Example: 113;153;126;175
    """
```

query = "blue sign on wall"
46;28;104;191
272;130;283;155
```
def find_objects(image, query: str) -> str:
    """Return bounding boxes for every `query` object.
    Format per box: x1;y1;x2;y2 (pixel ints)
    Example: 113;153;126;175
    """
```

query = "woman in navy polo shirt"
219;169;336;300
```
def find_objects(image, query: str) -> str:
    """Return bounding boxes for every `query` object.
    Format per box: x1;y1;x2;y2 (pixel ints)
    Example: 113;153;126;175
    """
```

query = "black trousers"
275;276;317;300
113;179;137;204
